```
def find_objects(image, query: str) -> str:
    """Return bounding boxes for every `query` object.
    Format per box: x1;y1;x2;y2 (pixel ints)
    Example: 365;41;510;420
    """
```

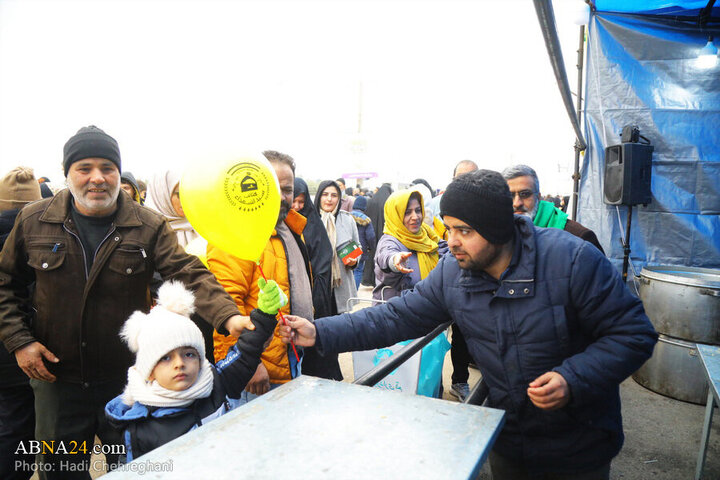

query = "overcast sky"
0;0;588;194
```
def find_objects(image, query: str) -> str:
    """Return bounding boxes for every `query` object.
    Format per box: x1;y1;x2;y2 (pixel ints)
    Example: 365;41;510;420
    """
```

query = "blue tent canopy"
576;3;720;275
594;0;720;16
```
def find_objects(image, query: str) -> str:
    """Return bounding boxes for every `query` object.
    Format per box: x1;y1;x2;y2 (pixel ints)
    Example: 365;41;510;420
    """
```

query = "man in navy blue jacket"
280;170;658;479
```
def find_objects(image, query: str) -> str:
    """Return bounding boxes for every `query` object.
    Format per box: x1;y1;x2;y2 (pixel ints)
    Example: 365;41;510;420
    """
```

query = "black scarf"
293;178;343;380
294;178;334;319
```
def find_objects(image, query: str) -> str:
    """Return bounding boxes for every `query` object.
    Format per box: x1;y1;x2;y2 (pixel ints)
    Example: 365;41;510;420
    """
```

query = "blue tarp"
578;11;720;274
594;1;719;16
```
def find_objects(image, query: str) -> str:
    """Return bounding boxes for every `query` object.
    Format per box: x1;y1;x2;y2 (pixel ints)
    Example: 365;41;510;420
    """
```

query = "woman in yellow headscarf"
373;189;447;302
370;188;451;399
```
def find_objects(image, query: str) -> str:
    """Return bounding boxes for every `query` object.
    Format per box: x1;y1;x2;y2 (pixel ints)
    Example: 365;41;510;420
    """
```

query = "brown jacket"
0;189;240;384
564;218;605;254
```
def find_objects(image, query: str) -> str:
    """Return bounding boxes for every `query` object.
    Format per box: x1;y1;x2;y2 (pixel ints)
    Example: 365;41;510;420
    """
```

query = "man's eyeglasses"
512;190;536;200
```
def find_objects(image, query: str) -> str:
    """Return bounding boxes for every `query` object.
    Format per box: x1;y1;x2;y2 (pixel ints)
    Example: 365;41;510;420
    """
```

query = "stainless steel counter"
103;375;505;479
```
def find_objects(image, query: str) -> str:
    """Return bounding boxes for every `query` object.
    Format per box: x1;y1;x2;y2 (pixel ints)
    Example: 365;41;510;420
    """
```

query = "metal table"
104;376;505;479
695;344;720;480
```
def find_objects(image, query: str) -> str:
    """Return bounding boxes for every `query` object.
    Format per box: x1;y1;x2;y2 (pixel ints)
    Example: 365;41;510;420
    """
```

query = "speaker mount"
603;126;654;283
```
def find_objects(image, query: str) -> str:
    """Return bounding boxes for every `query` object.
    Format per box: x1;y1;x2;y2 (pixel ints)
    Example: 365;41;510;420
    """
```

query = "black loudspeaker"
603;143;654;205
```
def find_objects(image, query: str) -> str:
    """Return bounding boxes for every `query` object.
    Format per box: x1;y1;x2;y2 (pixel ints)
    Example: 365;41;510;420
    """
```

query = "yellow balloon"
180;154;280;262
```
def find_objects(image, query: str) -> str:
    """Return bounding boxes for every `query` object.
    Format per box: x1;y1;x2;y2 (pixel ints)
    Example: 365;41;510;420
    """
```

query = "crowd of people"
0;125;657;480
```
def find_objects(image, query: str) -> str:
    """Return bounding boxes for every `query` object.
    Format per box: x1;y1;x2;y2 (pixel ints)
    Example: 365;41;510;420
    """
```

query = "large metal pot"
632;334;709;404
638;266;720;345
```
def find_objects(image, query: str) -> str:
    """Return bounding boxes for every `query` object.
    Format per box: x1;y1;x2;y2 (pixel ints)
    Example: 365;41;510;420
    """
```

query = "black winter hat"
63;126;121;175
353;195;368;211
440;169;514;245
120;171;140;195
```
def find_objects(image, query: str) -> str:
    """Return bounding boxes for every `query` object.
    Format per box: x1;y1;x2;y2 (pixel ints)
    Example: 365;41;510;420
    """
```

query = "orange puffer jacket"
207;209;309;384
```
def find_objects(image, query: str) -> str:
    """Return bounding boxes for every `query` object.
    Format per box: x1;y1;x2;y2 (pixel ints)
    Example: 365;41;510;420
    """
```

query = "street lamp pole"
572;24;586;221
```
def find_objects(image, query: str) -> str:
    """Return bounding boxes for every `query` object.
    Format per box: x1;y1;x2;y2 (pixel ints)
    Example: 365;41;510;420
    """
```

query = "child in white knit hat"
105;279;285;461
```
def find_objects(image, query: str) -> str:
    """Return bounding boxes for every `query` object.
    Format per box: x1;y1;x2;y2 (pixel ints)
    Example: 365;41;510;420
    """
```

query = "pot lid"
640;266;720;289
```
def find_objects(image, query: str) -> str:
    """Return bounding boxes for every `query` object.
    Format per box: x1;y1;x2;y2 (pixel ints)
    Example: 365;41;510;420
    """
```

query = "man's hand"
245;362;270;395
392;252;414;274
279;315;317;347
527;371;570;410
15;341;59;382
345;257;358;268
224;315;255;337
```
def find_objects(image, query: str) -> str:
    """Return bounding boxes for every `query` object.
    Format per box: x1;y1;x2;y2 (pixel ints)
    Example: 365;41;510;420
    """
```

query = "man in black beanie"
277;169;658;480
0;126;256;478
62;125;121;176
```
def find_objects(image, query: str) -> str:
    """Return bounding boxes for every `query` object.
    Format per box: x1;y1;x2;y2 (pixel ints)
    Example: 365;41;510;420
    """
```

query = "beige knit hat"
0;167;42;212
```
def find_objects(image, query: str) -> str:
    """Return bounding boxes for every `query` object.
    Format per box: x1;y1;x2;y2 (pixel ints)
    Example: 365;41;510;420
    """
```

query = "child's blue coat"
105;310;277;460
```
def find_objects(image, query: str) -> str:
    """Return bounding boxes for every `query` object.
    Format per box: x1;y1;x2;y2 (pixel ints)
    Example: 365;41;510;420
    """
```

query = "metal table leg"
695;389;716;480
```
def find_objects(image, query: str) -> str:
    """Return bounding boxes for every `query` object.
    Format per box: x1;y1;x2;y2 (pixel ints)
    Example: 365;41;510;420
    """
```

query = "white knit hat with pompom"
120;280;204;380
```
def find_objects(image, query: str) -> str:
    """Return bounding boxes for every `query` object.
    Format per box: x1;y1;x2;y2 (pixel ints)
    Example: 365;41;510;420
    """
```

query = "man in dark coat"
502;164;604;253
0;127;251;479
279;170;657;479
361;183;392;287
0;167;41;480
427;160;479;402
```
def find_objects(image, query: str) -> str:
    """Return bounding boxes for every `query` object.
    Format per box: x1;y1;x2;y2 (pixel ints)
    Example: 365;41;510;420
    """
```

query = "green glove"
258;278;288;315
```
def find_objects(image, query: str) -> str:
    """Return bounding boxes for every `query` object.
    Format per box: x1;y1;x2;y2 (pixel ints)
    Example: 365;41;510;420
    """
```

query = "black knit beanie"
440;169;514;245
63;126;121;176
353;195;368;211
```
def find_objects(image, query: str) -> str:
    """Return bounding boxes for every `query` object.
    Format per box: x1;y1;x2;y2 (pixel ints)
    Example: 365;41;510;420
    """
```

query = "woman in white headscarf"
144;170;199;247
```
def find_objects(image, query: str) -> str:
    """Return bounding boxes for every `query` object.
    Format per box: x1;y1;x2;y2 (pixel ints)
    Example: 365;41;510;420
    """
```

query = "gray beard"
520;202;539;220
67;181;120;216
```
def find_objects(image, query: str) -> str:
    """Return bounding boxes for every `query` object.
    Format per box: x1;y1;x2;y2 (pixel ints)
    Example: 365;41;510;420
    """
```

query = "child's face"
148;347;201;391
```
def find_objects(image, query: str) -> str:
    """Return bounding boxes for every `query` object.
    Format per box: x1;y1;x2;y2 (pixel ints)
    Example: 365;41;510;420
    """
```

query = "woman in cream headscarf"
314;180;360;314
373;189;448;301
144;170;199;247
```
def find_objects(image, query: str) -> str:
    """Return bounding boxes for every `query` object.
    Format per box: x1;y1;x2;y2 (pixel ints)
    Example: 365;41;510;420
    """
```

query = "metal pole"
572;25;586;221
353;321;452;387
533;0;587;151
695;390;716;480
622;205;633;283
